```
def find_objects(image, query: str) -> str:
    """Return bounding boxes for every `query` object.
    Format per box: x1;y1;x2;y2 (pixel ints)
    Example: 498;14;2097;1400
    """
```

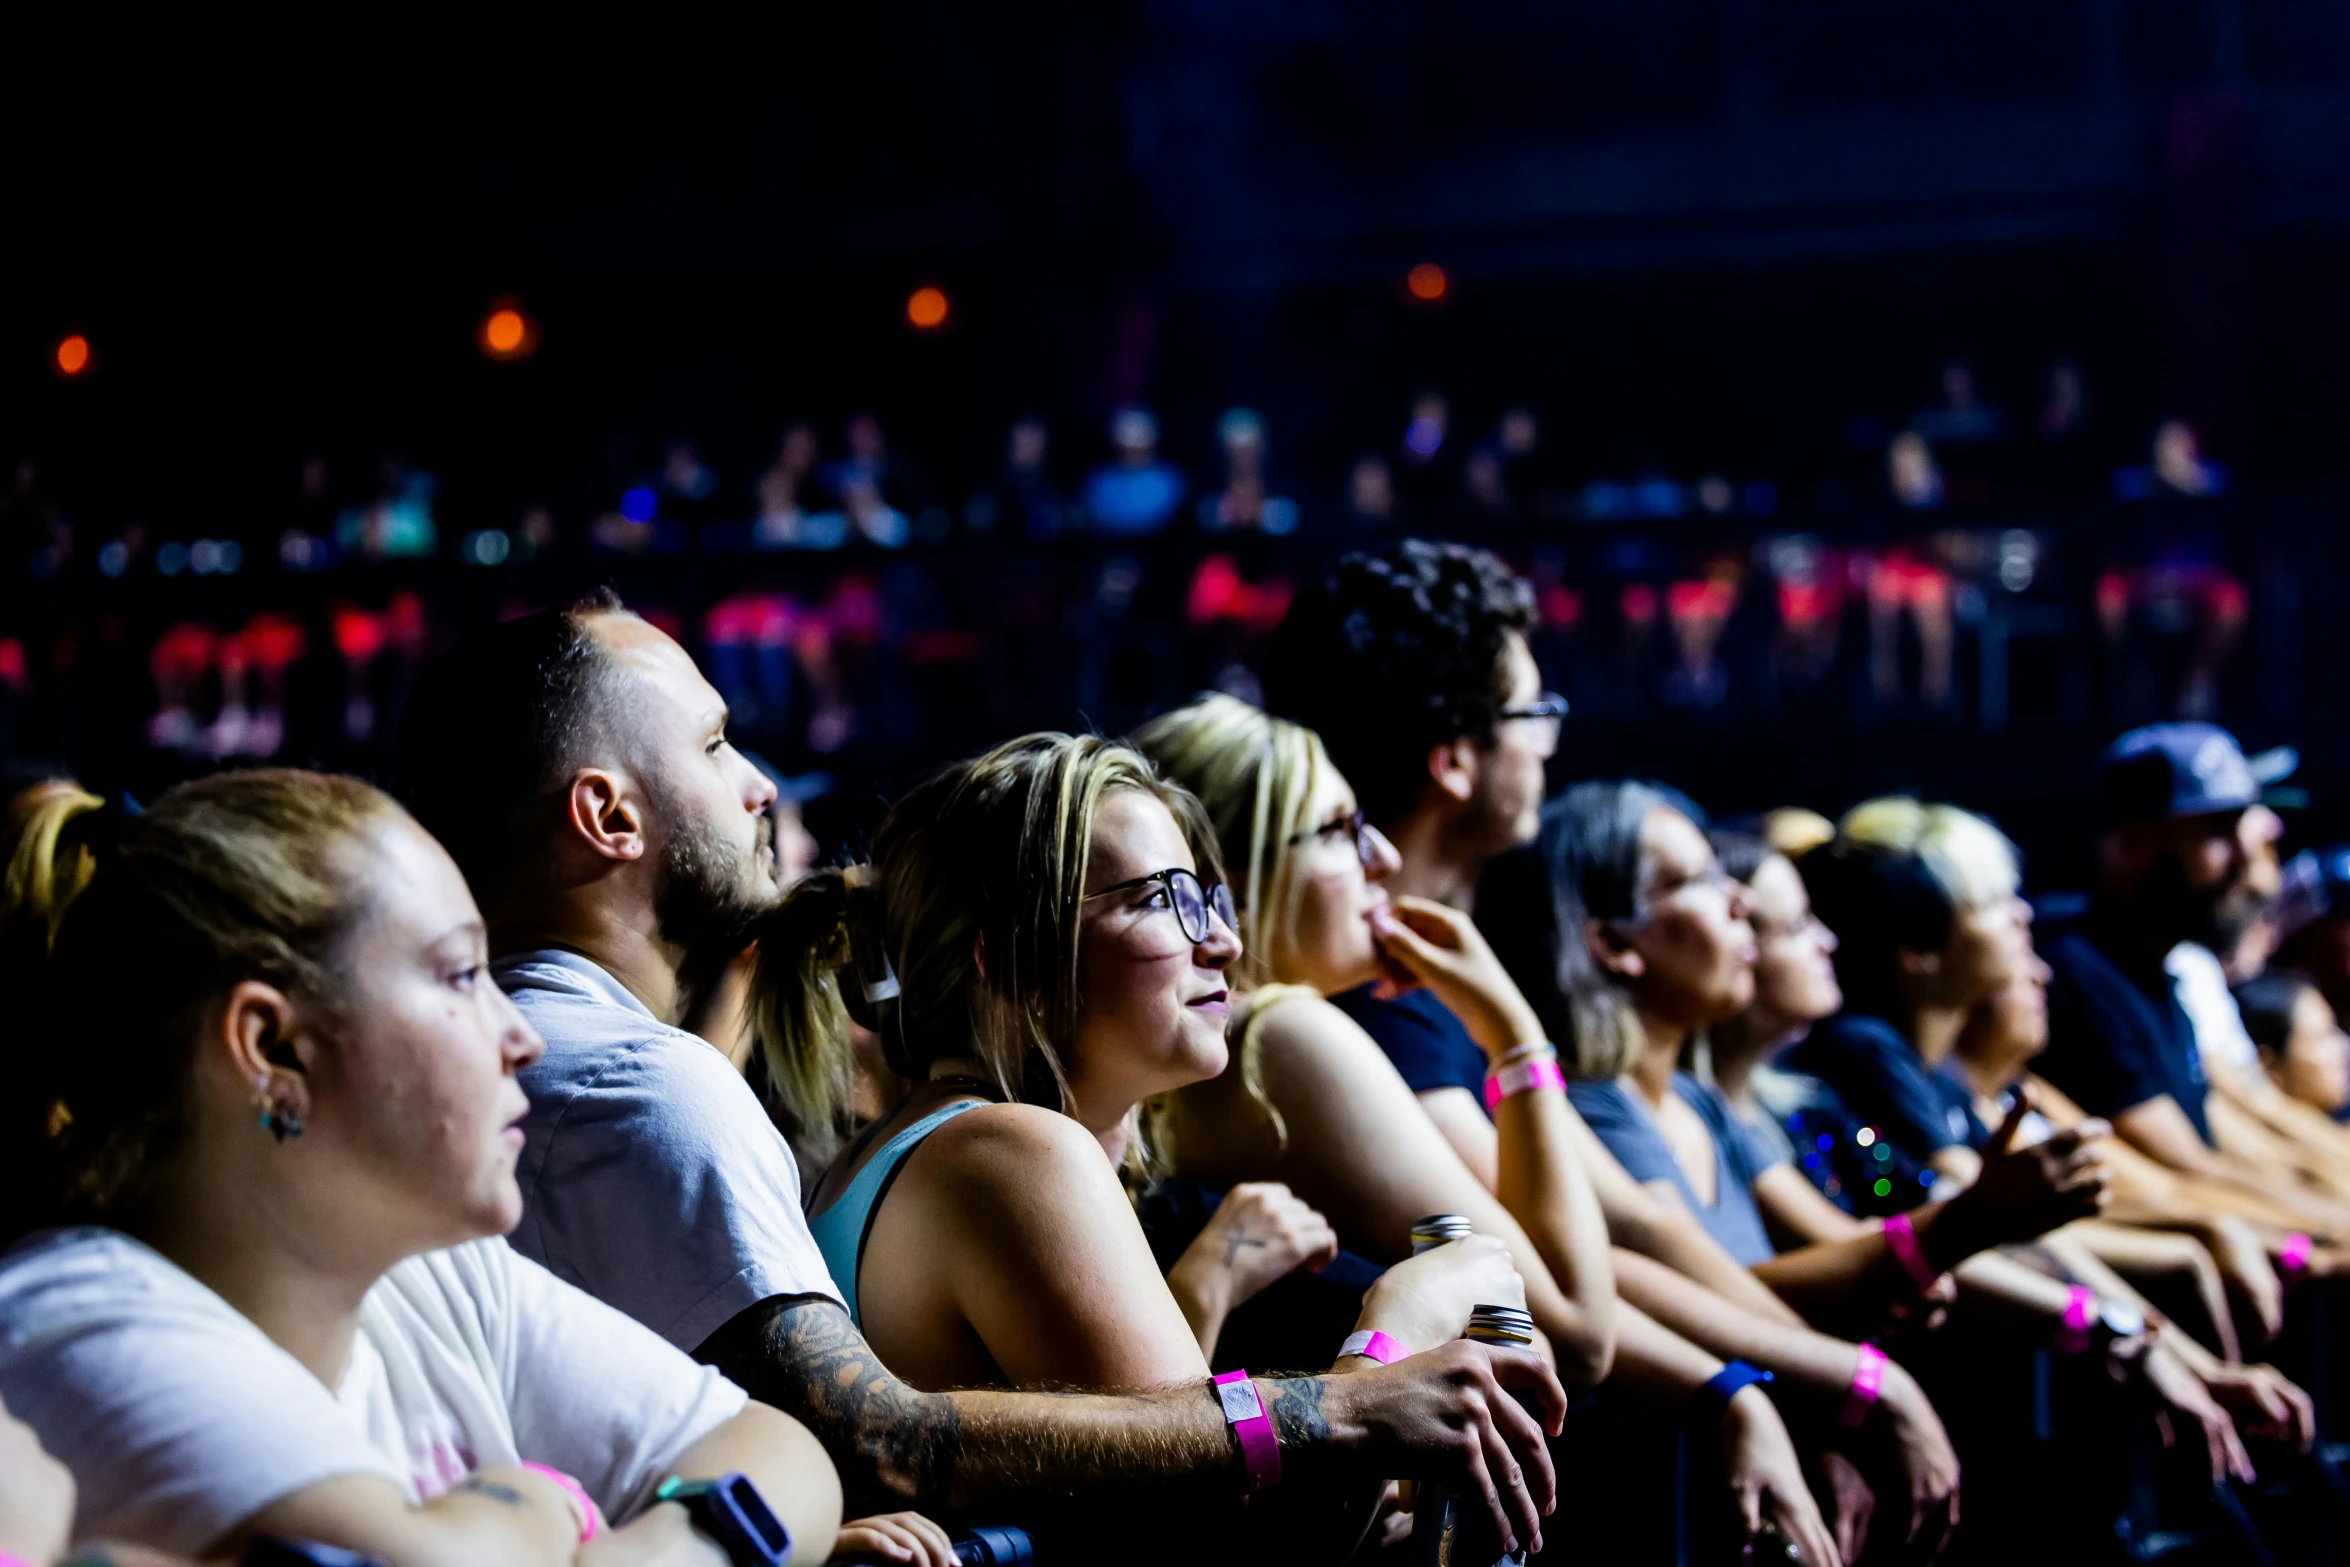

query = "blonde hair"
1130;693;1330;993
1761;807;1836;863
1130;695;1331;1163
1;770;399;1241
749;733;1222;1172
1839;797;2020;912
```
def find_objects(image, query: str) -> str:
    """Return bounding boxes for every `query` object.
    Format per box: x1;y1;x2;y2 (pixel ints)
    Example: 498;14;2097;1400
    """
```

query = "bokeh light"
906;286;950;330
479;304;536;360
1406;263;1449;302
54;334;90;376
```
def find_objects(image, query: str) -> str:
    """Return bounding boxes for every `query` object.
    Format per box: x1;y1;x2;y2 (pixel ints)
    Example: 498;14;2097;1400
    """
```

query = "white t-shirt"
499;951;844;1352
2167;942;2261;1078
0;1229;749;1557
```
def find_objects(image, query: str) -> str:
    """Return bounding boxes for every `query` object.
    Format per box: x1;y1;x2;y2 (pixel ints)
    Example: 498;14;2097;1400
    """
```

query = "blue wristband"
1693;1359;1775;1421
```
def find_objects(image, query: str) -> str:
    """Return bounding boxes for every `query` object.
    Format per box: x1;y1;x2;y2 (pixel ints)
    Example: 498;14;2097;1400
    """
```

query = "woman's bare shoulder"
915;1100;1118;1189
1253;991;1392;1068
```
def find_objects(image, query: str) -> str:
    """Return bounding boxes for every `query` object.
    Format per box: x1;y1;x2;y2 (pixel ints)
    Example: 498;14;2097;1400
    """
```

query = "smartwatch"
656;1472;794;1567
241;1541;393;1567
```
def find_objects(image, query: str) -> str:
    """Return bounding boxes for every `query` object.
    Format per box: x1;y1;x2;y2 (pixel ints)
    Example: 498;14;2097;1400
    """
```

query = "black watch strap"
657;1472;794;1567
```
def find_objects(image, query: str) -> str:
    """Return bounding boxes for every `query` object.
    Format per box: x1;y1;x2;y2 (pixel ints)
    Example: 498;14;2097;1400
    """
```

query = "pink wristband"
520;1460;601;1543
1839;1343;1887;1429
0;1553;37;1567
2280;1233;2314;1278
1483;1054;1566;1111
1338;1329;1409;1365
2056;1284;2096;1354
1213;1369;1284;1493
1879;1212;1943;1296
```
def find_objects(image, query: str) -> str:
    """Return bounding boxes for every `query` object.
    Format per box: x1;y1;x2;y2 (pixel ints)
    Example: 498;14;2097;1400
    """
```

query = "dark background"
9;1;2350;887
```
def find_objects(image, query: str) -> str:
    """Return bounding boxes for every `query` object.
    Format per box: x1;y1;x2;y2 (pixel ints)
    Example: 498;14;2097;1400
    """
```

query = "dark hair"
1482;781;1682;1080
1;771;398;1245
2233;972;2313;1058
1260;539;1534;830
1798;840;1955;1022
395;587;626;898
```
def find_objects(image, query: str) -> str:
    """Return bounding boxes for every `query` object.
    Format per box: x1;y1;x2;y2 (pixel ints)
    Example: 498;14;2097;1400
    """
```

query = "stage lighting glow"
480;305;535;360
55;335;91;376
906;286;949;329
1406;263;1448;302
620;487;658;523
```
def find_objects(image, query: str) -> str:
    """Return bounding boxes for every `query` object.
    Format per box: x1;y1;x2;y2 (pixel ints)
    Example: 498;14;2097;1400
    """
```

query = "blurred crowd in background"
0;353;2289;865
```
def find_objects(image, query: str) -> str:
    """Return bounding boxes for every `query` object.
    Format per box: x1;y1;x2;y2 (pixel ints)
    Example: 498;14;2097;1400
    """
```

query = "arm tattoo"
1222;1229;1269;1267
1267;1376;1333;1448
455;1476;531;1507
699;1294;960;1514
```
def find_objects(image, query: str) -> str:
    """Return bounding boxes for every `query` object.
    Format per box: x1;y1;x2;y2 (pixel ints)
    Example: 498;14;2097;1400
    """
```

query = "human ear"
218;980;316;1124
1585;916;1646;979
1426;738;1477;806
566;769;646;863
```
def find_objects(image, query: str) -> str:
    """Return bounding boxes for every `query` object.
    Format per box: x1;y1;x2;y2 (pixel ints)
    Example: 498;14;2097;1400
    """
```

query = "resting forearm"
1613;1205;1805;1327
1750;1232;1917;1326
1491;1067;1617;1383
1598;1301;1725;1401
1611;1248;1864;1408
662;1403;842;1566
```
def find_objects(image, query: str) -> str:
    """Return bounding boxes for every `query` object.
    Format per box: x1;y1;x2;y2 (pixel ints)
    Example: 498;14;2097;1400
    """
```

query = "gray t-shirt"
501;950;844;1353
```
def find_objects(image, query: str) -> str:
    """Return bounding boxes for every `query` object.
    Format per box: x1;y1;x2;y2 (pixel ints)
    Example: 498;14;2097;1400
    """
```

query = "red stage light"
906;287;949;330
1406;263;1449;302
54;335;91;376
480;305;536;360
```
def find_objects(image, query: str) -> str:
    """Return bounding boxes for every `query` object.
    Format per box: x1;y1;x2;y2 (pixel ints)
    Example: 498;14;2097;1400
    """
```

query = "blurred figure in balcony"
965;415;1067;541
1082;406;1187;537
755;422;825;549
1345;455;1398;532
1198;407;1297;536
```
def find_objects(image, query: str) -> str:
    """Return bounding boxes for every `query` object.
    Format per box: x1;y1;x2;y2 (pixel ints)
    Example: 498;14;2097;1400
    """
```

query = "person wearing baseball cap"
2035;723;2350;1244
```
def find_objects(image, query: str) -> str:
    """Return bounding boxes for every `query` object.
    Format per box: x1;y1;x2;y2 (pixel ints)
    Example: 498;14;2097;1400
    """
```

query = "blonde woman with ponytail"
0;773;844;1567
750;732;1569;1561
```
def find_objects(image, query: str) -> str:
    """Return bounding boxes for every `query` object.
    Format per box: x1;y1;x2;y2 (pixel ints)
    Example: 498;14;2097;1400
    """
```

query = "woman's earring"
254;1075;305;1142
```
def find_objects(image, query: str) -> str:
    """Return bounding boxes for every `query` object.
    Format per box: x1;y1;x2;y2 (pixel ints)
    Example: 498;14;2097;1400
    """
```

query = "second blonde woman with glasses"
1134;695;1844;1565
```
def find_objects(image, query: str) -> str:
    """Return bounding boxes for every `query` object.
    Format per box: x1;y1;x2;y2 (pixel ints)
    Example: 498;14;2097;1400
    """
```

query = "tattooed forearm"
1268;1375;1333;1448
455;1476;530;1507
699;1294;960;1514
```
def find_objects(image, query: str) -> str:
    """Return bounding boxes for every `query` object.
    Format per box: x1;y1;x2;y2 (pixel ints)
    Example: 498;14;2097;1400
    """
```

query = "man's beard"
2139;854;2261;954
654;811;778;965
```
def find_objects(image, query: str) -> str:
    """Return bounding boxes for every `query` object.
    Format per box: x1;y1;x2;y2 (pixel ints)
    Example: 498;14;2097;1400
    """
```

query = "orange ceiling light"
906;286;949;330
54;334;91;376
479;303;537;360
1406;263;1449;302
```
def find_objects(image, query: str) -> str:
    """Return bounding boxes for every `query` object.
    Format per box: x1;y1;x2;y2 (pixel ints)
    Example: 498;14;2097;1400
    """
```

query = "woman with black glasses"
746;733;1568;1561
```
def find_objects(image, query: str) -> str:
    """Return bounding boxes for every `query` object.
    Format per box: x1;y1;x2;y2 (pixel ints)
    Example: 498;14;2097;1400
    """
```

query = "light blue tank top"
809;1099;986;1326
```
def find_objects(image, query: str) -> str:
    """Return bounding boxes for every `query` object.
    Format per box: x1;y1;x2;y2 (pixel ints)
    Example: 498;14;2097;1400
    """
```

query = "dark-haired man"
395;590;1566;1554
1264;542;1792;1312
2038;722;2350;1240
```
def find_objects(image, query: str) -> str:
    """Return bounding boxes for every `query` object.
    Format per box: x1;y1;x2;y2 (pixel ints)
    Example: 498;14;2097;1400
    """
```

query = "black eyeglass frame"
1496;692;1570;724
1287;805;1376;864
1083;866;1238;945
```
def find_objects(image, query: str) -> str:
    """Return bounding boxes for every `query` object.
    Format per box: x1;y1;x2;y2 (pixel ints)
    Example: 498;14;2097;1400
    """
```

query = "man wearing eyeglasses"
1263;540;1814;1325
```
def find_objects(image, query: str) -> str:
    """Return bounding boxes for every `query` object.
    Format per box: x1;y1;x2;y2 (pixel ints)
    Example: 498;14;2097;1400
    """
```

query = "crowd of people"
3;536;2345;1567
